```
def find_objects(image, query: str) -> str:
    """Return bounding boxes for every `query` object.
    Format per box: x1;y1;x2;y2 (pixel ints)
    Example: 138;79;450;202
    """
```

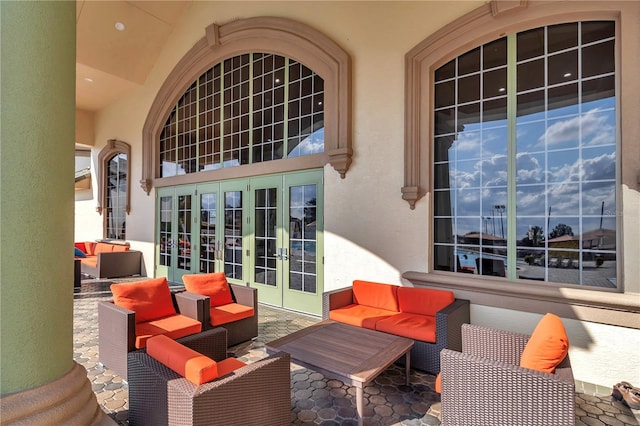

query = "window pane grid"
434;21;617;288
160;53;324;177
106;154;127;240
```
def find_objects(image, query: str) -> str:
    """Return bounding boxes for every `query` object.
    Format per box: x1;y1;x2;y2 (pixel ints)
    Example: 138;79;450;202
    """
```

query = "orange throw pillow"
435;372;442;394
519;313;569;373
146;335;219;385
183;272;234;307
110;277;176;323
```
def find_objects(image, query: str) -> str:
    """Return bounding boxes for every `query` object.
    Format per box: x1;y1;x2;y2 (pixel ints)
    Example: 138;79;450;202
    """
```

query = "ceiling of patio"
75;0;192;112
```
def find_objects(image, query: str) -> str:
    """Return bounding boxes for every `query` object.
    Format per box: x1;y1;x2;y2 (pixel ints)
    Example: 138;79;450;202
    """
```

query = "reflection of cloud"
290;128;324;157
516;154;542;184
455;132;480;153
539;108;614;148
481;155;507;187
582;152;615;181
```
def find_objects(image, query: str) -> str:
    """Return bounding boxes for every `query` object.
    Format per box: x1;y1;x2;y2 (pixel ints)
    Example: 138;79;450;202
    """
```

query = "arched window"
158;53;325;176
403;1;637;291
97;139;131;240
142;17;351;193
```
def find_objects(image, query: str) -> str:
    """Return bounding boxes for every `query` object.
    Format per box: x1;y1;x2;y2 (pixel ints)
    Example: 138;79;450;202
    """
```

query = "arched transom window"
159;53;325;177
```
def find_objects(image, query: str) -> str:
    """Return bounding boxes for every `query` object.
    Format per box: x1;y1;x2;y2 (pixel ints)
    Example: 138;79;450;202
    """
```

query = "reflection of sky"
289;127;324;158
441;97;616;220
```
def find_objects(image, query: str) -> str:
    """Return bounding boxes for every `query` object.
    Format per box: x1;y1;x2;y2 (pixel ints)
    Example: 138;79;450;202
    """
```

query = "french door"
155;170;323;315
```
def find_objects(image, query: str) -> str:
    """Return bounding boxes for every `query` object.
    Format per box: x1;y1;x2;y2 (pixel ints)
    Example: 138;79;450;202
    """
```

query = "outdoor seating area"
74;277;640;425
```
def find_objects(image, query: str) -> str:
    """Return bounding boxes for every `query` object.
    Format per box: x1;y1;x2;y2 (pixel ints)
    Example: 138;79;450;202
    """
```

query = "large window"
159;53;324;177
97;140;131;240
432;21;617;288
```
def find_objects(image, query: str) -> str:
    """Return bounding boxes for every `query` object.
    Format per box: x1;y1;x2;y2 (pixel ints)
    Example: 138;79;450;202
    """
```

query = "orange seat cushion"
397;287;454;316
183;272;234;307
375;313;437;342
216;357;247;377
147;335;218;385
329;304;398;330
519;313;569;373
352;280;399;312
435;372;442;393
110;277;176;323
210;303;255;326
81;257;97;267
135;314;202;348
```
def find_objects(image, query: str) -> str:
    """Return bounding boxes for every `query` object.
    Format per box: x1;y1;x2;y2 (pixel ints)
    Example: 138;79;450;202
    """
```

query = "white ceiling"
75;0;192;111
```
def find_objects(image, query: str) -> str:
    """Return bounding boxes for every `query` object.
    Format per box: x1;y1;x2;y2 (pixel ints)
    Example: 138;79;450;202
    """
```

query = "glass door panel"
198;186;219;273
220;180;247;283
283;171;323;315
156;188;173;280
250;175;282;306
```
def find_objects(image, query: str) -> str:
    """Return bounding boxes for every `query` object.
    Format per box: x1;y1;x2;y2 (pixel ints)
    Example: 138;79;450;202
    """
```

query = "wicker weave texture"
440;324;575;426
128;351;291;426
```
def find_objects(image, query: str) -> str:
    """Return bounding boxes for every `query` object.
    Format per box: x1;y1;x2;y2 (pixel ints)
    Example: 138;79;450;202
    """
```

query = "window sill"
402;271;640;329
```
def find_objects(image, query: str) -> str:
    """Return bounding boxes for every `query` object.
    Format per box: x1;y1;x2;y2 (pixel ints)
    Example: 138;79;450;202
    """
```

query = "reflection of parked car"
549;257;560;267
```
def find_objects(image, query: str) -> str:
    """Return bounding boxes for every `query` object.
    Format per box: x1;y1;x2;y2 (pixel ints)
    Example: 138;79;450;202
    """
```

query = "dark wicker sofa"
322;281;470;374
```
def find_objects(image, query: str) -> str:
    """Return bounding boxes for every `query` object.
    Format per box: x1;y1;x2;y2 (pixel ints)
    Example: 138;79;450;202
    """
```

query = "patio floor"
74;278;639;425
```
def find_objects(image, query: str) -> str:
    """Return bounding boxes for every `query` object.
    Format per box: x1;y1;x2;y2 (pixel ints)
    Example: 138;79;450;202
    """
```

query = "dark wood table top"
266;320;414;386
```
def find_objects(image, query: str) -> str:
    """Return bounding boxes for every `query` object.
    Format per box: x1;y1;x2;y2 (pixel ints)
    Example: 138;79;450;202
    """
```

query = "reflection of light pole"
494;204;505;239
482;217;489;234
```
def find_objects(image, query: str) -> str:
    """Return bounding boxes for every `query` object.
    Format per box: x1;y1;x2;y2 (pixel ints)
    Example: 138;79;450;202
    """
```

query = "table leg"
405;351;411;385
356;386;364;426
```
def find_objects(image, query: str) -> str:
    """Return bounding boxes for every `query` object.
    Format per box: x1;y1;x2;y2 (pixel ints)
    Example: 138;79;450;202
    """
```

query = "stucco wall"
78;1;640;388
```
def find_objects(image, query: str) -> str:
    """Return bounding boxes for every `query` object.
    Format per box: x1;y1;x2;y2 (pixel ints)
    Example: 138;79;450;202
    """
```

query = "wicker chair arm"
440;348;575;426
229;283;257;309
98;300;136;353
435;299;470;352
321;287;354;319
461;323;530;364
174;291;208;324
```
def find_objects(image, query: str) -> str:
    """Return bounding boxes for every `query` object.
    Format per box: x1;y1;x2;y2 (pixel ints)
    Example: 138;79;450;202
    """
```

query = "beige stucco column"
0;2;106;423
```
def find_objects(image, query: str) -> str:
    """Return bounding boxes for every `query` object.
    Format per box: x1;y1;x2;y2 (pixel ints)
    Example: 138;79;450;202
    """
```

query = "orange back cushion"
397;287;455;316
146;335;218;385
111;244;129;252
94;243;114;254
352;280;399;312
183;272;234;307
110;277;176;323
84;241;96;255
519;313;569;373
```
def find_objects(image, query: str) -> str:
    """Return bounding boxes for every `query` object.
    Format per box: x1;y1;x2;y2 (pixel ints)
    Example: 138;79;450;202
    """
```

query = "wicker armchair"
176;283;259;347
440;323;575;426
98;291;223;380
127;350;292;426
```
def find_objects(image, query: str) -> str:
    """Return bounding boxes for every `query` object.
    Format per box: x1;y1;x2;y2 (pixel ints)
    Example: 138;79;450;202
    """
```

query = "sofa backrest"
352;280;399;312
397;287;454;317
93;242;130;254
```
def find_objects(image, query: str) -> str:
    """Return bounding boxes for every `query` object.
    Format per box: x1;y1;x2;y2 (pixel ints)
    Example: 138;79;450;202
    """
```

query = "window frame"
142;17;352;194
97;139;131;239
402;0;640;328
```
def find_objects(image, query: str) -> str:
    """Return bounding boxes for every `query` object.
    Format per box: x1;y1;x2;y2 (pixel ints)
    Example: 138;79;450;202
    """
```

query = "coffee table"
266;320;414;425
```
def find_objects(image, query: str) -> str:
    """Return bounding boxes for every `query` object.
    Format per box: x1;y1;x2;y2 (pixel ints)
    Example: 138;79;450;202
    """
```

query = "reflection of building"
582;228;616;251
459;232;506;246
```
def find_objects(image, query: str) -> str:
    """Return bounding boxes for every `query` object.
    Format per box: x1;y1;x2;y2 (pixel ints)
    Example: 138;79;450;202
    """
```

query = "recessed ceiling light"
84;77;94;83
498;87;506;92
564;72;572;78
115;22;126;31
